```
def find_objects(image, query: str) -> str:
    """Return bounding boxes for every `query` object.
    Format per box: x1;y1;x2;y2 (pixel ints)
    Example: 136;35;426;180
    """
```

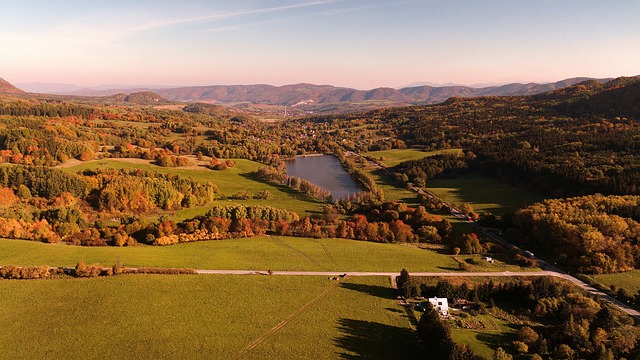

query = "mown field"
450;313;518;359
0;275;422;359
368;168;420;205
591;270;640;295
364;148;463;167
61;158;323;216
0;236;528;272
427;173;546;215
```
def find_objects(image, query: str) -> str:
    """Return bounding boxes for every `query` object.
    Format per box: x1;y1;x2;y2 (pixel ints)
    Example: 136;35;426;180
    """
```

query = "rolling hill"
152;78;612;106
25;77;618;107
0;77;25;94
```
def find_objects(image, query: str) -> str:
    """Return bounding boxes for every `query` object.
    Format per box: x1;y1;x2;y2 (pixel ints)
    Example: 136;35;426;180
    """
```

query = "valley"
0;74;639;359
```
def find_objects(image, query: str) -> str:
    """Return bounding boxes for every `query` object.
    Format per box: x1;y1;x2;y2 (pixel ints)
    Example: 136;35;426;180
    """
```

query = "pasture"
450;313;518;359
0;236;528;273
427;173;545;215
591;270;640;295
367;168;420;205
364;148;463;167
61;158;323;216
0;236;458;272
0;275;422;359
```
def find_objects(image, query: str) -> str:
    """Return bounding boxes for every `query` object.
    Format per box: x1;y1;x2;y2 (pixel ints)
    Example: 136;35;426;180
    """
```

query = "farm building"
428;297;449;315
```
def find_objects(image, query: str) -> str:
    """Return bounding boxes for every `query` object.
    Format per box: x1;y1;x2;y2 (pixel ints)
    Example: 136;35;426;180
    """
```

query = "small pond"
285;155;362;200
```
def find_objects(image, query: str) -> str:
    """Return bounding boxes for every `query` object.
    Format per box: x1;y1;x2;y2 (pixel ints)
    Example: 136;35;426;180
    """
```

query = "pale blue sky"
1;0;638;89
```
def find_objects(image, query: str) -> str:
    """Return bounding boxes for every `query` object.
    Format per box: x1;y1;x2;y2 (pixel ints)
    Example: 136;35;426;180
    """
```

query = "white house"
428;297;449;315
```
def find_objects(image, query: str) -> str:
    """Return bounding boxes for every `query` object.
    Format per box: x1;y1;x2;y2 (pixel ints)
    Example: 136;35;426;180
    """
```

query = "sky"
1;0;638;89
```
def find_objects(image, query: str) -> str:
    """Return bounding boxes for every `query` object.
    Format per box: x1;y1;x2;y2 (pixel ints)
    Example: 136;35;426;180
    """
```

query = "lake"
285;155;362;200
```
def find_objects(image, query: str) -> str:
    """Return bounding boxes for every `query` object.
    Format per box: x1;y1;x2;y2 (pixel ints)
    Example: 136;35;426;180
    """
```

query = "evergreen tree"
416;304;454;360
396;269;411;299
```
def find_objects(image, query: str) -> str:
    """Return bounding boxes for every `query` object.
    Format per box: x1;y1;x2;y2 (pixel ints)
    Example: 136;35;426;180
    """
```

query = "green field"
0;236;455;271
0;275;422;359
368;168;419;205
591;270;640;295
427;173;545;215
364;148;463;167
62;158;323;216
450;313;518;358
0;236;529;272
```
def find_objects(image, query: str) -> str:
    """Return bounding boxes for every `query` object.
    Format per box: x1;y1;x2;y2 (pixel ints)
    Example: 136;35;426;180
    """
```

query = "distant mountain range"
7;77;621;106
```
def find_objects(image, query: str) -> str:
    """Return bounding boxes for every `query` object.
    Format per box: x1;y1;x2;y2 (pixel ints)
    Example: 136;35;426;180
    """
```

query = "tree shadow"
334;318;423;359
437;266;461;271
340;282;395;300
384;307;404;314
474;325;518;352
432;247;454;255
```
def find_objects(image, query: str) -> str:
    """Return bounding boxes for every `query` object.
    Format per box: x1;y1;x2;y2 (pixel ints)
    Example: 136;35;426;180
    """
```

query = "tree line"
506;194;640;274
401;270;640;359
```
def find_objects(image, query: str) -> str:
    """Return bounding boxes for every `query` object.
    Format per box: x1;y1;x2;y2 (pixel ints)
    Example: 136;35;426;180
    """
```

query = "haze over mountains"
14;77;613;106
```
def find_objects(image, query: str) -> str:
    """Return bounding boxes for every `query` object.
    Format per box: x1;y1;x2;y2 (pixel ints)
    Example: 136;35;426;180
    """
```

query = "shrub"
0;265;51;279
75;261;103;277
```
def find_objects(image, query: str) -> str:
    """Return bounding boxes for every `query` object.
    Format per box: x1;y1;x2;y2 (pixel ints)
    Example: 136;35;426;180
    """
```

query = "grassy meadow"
0;236;455;271
368;168;419;205
0;275;422;359
427;173;545;215
364;148;463;167
62;158;323;216
0;236;529;273
450;313;519;358
591;270;640;295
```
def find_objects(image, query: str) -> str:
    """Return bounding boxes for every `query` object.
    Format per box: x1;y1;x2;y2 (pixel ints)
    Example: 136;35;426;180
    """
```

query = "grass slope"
591;270;640;295
0;236;530;273
0;275;422;359
368;168;419;205
365;148;463;167
62;158;323;216
0;236;459;272
450;313;518;358
427;173;545;215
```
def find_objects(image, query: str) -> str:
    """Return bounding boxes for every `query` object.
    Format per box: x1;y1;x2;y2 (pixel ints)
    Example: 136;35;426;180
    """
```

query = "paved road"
403;186;640;321
324;156;640;320
196;269;557;277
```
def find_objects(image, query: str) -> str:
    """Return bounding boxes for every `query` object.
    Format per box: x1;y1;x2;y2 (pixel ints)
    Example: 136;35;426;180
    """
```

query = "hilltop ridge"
0;77;25;94
16;77;617;107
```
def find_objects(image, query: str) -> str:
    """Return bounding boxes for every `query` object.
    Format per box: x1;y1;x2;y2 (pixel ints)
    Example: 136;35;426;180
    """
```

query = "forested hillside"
331;77;640;197
0;76;638;277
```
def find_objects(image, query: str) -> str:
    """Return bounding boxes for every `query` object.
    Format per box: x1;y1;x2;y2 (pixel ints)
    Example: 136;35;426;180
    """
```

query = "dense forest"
507;194;640;274
310;77;640;197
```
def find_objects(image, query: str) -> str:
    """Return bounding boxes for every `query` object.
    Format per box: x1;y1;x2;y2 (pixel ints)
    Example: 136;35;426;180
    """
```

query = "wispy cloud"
124;0;344;36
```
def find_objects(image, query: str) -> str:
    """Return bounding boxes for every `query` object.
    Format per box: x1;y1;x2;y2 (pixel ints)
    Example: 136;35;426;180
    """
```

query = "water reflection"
285;155;362;200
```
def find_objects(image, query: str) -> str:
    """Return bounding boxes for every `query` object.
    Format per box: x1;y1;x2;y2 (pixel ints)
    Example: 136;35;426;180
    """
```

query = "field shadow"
427;172;544;215
384;307;403;314
474;323;518;351
436;266;461;271
334;318;422;359
340;282;395;300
